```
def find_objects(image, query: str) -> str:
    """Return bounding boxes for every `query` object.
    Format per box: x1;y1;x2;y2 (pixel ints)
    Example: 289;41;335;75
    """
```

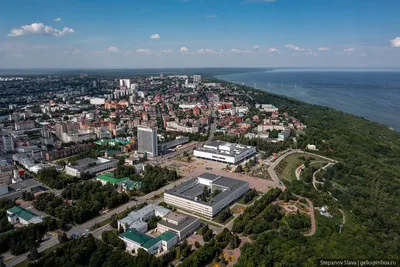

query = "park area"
274;153;329;181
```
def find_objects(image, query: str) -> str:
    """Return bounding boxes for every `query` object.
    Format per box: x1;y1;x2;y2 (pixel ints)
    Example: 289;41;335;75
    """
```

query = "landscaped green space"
274;153;328;181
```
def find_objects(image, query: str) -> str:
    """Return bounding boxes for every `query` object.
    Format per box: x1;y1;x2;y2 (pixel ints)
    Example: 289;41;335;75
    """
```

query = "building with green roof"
96;172;129;185
7;206;43;225
119;229;178;255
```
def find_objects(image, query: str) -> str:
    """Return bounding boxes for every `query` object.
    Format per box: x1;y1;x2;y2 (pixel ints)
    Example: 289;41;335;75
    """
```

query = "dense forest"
217;81;400;263
27;235;168;267
36;167;93;189
0;199;14;234
34;181;129;225
115;164;179;193
0;217;57;255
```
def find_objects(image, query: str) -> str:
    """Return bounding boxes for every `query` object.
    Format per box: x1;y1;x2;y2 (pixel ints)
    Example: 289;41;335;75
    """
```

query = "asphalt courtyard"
164;158;280;193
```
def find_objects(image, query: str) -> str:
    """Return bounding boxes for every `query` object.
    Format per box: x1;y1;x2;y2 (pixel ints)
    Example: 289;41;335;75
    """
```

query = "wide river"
216;69;400;132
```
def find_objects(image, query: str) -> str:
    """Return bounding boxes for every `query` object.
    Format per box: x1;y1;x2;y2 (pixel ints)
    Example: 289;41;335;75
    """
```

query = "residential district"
0;73;336;267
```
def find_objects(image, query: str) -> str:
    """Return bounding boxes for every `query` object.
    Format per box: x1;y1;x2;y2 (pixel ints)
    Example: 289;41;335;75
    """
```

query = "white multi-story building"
193;141;256;165
119;79;131;89
166;121;199;133
118;204;171;233
157;212;201;240
164;173;249;218
130;83;139;90
137;126;158;157
14;121;35;131
90;98;105;105
65;157;118;177
278;130;291;141
256;104;279;112
2;135;14;152
61;131;97;143
193;75;201;83
257;124;287;132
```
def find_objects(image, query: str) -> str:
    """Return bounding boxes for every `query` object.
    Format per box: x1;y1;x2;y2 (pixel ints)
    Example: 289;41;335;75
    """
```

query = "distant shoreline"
214;72;399;132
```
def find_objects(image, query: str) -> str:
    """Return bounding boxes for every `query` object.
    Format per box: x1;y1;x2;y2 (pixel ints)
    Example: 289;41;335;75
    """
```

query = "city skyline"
1;0;400;68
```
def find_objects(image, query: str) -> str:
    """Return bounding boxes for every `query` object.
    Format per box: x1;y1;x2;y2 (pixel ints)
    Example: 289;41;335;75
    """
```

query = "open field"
275;153;329;181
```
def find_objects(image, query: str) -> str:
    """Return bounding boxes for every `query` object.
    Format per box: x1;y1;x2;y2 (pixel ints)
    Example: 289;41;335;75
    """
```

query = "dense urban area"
0;71;398;267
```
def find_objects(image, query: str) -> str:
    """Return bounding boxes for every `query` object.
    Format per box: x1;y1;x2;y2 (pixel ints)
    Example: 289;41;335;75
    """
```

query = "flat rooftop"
158;212;199;232
165;173;248;208
195;140;255;158
69;157;116;172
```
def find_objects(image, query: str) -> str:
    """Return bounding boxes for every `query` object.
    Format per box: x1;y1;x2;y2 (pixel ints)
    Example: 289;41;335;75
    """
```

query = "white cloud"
150;34;160;39
160;49;173;53
180;47;189;52
318;47;329;51
267;48;279;53
285;44;306;51
8;23;74;37
390;37;400;47
106;46;119;53
344;48;355;52
54;17;62;22
136;48;152;54
198;48;217;54
230;48;242;53
361;53;367;57
252;45;261;52
306;51;318;56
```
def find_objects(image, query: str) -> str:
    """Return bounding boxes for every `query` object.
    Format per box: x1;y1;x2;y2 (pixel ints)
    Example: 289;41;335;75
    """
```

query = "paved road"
268;149;336;188
312;163;335;191
291;194;317;237
296;161;331;182
5;236;58;267
4;176;192;267
66;178;190;237
303;197;317;237
338;209;346;225
267;149;302;188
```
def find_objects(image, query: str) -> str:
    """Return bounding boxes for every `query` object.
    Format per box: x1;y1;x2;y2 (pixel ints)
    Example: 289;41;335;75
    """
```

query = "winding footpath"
312;162;335;190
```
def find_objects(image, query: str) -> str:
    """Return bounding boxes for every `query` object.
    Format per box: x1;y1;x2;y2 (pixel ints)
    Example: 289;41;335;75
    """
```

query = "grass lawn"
275;153;328;181
309;161;328;169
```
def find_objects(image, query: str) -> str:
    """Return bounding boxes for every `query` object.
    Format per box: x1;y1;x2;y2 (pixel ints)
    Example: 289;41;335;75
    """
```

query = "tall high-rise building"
137;126;158;157
119;79;131;89
2;135;14;152
193;75;202;83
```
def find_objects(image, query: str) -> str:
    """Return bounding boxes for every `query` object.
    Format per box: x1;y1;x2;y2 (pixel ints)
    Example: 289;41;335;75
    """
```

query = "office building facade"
164;173;249;218
137;126;158;157
2;135;14;152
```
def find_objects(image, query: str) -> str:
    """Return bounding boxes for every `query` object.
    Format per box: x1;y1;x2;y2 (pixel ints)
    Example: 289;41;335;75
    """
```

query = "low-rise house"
7;206;43;225
119;229;178;255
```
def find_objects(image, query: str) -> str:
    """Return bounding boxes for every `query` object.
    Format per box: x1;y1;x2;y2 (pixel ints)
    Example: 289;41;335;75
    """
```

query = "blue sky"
1;0;400;68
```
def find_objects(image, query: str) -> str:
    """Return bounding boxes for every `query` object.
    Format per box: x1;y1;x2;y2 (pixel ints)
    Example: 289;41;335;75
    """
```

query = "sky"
1;0;400;68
